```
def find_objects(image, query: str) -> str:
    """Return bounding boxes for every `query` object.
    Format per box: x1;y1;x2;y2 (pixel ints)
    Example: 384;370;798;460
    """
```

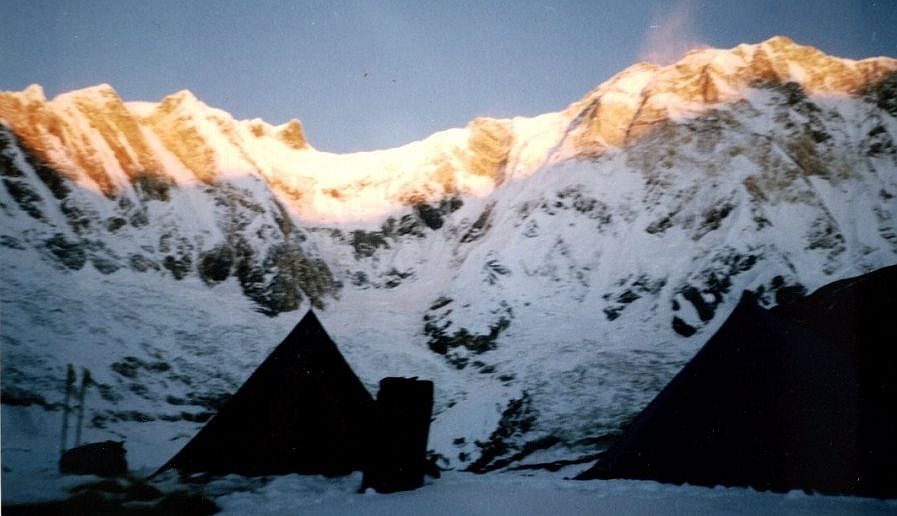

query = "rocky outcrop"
465;117;513;182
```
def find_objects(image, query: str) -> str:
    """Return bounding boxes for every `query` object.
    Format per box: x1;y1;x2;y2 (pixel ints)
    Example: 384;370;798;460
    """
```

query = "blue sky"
2;1;895;152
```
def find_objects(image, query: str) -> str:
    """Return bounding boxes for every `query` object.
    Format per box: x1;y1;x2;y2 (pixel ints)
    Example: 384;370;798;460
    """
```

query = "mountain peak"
21;83;46;103
277;119;308;150
152;89;207;117
762;34;796;47
166;89;199;103
563;37;897;156
54;83;121;104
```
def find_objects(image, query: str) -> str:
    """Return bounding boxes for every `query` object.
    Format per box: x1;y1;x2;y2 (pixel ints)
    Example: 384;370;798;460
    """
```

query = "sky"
2;0;896;153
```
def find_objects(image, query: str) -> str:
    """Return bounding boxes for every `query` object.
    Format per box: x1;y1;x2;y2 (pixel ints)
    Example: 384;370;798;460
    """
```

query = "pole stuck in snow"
60;364;76;455
74;368;91;448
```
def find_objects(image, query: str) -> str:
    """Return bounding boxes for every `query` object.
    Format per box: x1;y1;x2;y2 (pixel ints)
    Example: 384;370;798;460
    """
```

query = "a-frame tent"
154;310;375;477
577;265;897;498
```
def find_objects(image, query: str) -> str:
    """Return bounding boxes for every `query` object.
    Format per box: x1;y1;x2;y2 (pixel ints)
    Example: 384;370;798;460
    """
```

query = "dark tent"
577;265;897;498
154;310;375;477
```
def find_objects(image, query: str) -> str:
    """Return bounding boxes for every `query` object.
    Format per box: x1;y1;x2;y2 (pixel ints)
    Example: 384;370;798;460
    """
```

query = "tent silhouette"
577;265;897;498
154;311;375;477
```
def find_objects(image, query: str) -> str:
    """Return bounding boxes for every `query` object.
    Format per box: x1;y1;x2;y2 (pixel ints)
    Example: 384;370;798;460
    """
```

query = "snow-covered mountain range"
2;36;897;486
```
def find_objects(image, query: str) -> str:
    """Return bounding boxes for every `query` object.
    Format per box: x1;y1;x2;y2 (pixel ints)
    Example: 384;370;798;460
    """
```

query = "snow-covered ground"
7;459;896;515
214;472;897;516
4;411;896;516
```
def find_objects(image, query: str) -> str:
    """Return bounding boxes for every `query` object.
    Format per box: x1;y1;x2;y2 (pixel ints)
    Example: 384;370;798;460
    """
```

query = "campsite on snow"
2;29;897;514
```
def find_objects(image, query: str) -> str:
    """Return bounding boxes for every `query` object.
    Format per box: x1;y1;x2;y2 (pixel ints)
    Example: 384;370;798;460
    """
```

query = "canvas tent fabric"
154;310;375;477
577;265;897;498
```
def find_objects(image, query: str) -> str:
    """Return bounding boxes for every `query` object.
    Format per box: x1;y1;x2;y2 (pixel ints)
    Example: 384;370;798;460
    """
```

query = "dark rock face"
423;299;512;369
873;71;897;117
59;441;128;477
670;248;760;334
43;233;86;270
197;245;234;284
578;265;897;499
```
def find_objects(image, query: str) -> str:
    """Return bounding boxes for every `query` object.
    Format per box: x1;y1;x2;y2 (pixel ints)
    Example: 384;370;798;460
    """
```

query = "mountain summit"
2;37;896;475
